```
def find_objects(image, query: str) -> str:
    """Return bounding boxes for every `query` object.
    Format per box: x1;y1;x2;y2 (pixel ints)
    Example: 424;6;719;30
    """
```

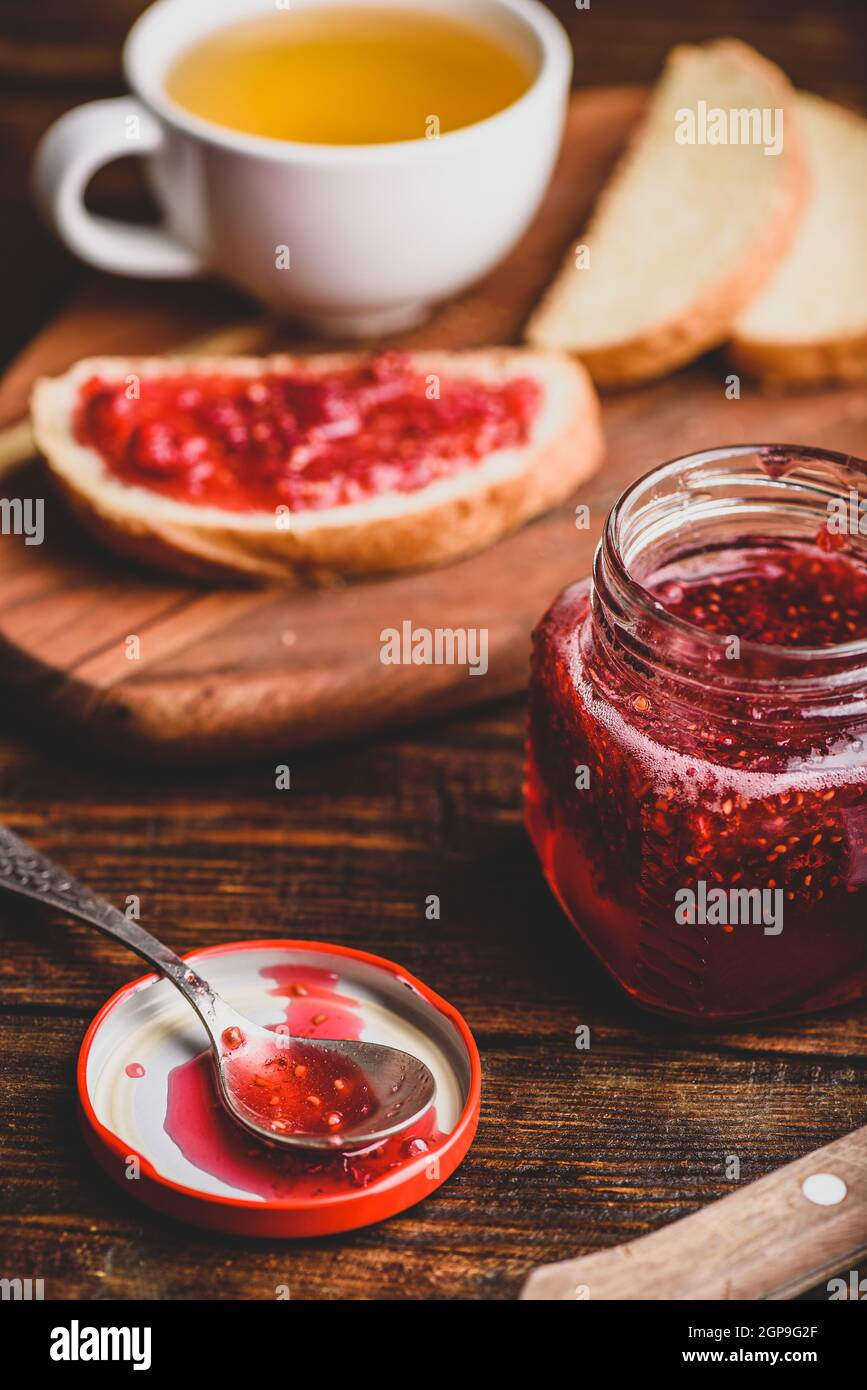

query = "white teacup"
33;0;572;338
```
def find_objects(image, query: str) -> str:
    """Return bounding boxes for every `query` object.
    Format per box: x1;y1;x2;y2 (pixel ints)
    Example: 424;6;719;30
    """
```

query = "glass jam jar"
525;446;867;1023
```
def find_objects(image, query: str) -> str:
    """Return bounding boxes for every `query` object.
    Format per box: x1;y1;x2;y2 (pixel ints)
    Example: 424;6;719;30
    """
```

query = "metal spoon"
0;825;435;1152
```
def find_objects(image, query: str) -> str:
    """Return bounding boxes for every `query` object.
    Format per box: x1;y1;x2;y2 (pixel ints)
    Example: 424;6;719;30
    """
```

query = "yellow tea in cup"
164;6;534;145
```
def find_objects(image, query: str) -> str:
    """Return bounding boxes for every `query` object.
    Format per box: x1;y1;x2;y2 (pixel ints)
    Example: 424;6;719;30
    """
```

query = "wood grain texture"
1;0;866;1303
3;83;867;759
522;1123;867;1299
1;697;866;1299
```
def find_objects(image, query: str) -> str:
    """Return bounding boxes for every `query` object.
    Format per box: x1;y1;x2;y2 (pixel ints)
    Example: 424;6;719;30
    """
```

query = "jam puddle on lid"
163;964;445;1199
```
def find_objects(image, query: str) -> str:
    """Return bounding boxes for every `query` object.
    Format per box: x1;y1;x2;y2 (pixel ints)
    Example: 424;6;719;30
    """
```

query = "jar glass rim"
601;444;867;682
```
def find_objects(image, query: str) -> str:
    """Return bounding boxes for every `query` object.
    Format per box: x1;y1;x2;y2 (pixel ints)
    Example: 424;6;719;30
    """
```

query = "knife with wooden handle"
521;1123;867;1299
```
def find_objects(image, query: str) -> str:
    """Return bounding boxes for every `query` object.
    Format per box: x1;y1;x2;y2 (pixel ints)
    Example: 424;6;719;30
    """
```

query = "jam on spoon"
219;1029;376;1139
163;965;447;1201
0;824;436;1149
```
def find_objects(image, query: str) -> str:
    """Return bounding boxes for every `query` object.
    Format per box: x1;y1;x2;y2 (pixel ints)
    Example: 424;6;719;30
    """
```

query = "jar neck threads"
591;445;867;720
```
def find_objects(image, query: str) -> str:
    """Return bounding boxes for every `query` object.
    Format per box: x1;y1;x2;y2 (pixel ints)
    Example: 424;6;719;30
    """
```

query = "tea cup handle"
32;97;204;279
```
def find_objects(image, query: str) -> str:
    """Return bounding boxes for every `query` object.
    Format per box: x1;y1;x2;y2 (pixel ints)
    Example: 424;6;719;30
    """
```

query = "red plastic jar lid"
78;939;481;1237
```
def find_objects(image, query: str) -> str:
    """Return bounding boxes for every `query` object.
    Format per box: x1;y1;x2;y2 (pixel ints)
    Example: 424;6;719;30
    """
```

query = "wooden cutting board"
1;87;865;761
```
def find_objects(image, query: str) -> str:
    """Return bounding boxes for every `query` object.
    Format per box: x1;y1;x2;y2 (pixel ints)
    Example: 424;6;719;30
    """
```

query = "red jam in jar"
526;446;867;1023
73;353;540;512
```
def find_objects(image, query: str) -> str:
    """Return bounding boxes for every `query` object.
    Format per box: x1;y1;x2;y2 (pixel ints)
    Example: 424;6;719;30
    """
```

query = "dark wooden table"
2;0;866;1301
